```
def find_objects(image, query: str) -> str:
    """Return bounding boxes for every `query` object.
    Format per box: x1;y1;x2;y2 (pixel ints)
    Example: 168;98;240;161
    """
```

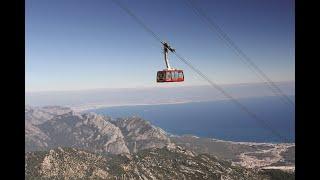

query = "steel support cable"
184;0;295;108
174;52;289;142
184;0;285;104
111;0;163;43
111;0;289;142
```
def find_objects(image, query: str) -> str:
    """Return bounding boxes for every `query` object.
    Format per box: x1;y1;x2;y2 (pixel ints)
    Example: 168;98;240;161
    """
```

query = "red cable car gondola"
157;42;184;83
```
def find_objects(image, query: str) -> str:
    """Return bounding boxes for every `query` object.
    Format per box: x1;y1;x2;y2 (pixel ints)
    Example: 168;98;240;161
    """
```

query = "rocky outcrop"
114;117;172;153
25;105;72;125
25;147;111;179
25;121;51;152
26;146;274;180
38;112;130;154
25;106;171;155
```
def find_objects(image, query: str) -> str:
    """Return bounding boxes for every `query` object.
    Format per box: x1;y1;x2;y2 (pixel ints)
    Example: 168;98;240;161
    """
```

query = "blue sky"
26;0;295;92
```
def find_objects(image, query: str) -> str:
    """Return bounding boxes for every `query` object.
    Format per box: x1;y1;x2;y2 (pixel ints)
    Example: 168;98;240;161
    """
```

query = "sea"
88;95;295;143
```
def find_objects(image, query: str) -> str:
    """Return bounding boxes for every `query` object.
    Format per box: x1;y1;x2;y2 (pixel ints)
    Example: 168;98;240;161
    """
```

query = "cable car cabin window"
179;72;183;79
166;71;171;80
174;71;179;79
171;72;176;80
157;72;165;81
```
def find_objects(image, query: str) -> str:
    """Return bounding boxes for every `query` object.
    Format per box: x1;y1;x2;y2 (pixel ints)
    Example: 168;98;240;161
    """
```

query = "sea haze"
25;82;294;109
89;95;295;143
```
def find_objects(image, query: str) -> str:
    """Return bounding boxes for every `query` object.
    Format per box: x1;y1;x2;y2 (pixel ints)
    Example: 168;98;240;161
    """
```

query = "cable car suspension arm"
162;41;175;70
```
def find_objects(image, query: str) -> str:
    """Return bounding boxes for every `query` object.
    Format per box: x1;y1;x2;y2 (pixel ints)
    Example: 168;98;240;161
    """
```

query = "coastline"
69;99;220;112
69;94;295;113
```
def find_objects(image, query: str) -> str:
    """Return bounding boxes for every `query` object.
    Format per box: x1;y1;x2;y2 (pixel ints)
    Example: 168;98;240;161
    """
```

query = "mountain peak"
26;106;172;155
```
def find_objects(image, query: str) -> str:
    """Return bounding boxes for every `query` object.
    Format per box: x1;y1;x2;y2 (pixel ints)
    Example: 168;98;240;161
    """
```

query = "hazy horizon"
26;81;294;110
25;80;295;93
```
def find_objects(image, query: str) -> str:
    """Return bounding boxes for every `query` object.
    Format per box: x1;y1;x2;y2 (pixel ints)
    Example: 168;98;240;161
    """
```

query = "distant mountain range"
25;105;295;179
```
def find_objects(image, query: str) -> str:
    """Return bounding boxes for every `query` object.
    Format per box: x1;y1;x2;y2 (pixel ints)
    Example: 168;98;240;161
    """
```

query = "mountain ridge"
27;146;291;180
25;106;171;155
25;105;295;173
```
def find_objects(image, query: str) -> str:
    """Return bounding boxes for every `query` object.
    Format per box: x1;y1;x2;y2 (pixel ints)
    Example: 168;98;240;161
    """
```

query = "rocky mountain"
25;105;72;152
38;112;130;154
25;105;72;125
26;146;286;180
114;117;171;153
25;105;295;173
25;121;51;151
25;106;170;155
